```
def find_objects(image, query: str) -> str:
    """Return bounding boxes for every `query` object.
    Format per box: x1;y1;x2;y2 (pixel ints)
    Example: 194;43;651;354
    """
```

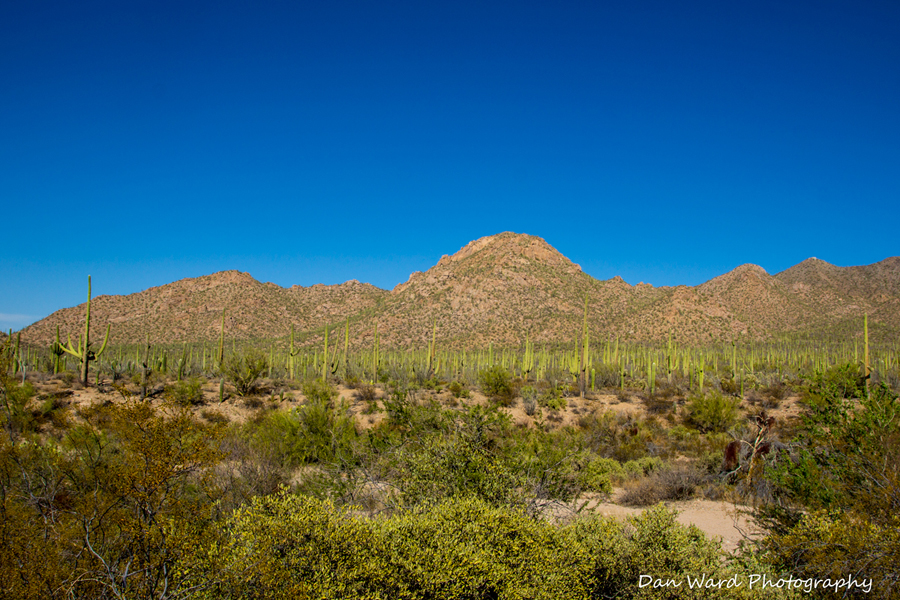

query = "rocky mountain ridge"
18;233;900;347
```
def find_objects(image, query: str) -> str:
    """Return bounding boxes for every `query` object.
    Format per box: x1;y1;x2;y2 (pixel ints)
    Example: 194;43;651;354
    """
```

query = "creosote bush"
478;365;515;404
204;490;800;600
448;380;469;399
684;390;740;433
223;349;268;396
249;380;356;467
166;376;206;405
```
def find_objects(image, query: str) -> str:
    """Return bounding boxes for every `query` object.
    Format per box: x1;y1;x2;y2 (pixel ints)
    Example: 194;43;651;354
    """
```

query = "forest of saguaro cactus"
2;236;899;599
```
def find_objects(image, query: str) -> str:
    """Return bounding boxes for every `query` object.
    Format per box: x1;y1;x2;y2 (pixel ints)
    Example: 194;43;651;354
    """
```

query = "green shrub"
301;378;337;406
396;434;520;507
803;363;867;407
207;491;384;599
380;496;585;599
762;510;899;600
383;383;413;427
222;350;268;396
166;377;205;406
208;493;801;600
478;365;514;404
352;383;377;403
684;390;740;432
448;380;469;399
577;456;618;494
521;385;539;415
211;492;585;600
250;382;356;467
623;456;664;479
542;393;566;411
567;505;791;600
0;380;35;436
758;380;900;596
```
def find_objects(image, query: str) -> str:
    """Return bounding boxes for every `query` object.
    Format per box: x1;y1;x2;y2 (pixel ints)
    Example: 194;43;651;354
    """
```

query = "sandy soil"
584;490;761;553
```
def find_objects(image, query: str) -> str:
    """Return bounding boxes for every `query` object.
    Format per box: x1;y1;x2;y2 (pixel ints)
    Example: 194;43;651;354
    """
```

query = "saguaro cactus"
426;319;437;377
579;295;589;397
59;275;111;386
49;326;66;375
864;313;870;398
288;324;301;380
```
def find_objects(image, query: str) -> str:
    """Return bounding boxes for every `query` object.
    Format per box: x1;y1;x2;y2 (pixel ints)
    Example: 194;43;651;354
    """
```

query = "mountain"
17;234;900;348
21;271;387;347
773;256;900;337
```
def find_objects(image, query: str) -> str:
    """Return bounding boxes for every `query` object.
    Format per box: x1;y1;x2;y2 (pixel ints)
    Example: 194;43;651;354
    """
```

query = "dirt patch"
582;489;760;553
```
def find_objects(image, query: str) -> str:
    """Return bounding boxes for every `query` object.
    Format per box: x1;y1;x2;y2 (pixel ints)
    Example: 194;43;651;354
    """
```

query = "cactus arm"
59;333;84;359
96;323;111;358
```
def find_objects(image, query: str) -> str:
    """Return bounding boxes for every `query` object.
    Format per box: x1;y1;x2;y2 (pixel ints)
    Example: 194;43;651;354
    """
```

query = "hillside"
774;256;900;338
18;234;900;347
21;271;387;346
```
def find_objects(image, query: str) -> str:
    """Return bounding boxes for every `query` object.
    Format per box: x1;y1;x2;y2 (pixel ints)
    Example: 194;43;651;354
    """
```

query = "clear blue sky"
2;0;898;332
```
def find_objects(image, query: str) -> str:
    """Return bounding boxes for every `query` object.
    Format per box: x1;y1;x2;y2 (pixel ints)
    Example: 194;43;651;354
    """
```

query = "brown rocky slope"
19;233;900;347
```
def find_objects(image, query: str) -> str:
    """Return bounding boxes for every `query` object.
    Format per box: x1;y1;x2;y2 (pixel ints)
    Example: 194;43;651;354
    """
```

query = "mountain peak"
443;232;576;268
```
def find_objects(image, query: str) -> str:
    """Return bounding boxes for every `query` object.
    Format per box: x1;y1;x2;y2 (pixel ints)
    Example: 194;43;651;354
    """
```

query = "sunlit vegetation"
2;312;898;598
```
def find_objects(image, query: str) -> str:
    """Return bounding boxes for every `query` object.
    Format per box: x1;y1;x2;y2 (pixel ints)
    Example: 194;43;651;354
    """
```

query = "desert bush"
301;378;337;405
684;390;740;433
802;363;866;407
242;396;265;409
540;386;567;411
592;364;620;389
0;378;36;437
353;383;377;404
622;456;664;479
720;377;740;395
620;465;707;506
166;377;206;406
205;490;385;599
577;456;617;494
762;510;899;600
568;504;804;600
250;383;356;468
447;380;469;399
379;496;584;599
30;392;72;430
396;434;520;508
222;349;268;396
382;383;413;428
208;491;802;600
200;409;229;424
762;380;787;401
521;385;538;416
353;383;379;414
643;396;675;415
0;399;225;599
210;492;585;600
478;365;515;404
754;372;900;597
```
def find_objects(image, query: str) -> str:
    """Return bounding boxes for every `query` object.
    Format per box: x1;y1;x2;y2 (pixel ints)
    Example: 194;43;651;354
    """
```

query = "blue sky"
2;0;898;331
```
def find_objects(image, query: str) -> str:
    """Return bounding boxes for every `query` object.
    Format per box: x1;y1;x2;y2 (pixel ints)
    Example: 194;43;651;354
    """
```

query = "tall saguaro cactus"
59;275;111;386
864;313;870;398
579;295;589;397
288;324;301;380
